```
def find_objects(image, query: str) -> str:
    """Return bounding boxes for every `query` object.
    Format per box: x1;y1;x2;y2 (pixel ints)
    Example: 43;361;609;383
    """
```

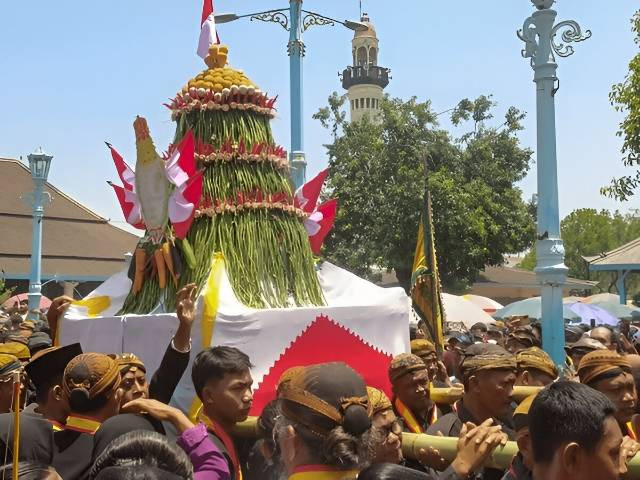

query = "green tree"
315;94;535;292
0;276;14;305
601;10;640;201
519;208;640;294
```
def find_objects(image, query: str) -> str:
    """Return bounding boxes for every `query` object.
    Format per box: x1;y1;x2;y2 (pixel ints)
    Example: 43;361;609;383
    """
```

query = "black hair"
0;462;56;480
245;401;283;480
69;387;112;413
358;462;432;479
529;381;616;465
94;466;183;479
89;430;193;480
191;346;252;398
470;322;488;333
34;374;62;405
409;324;418;341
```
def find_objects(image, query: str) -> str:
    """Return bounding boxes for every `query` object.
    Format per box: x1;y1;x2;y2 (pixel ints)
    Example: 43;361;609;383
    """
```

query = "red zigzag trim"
250;315;394;416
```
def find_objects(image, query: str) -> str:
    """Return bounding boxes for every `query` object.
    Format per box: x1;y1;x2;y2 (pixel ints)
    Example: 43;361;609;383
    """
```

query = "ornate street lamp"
216;1;367;189
26;147;53;321
518;0;590;367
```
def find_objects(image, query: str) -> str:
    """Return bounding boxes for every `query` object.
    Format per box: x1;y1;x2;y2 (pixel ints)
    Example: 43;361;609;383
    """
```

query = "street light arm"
550;20;591;58
300;10;367;32
215;8;290;30
249;8;291;31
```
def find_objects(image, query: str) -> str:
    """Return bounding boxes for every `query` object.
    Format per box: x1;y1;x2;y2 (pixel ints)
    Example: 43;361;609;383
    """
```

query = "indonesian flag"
294;168;329;213
306;199;338;255
197;0;220;59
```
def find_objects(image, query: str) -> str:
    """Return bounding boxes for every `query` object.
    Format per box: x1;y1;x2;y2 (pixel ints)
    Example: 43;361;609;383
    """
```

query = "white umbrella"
462;294;503;313
442;293;496;329
583;293;621;304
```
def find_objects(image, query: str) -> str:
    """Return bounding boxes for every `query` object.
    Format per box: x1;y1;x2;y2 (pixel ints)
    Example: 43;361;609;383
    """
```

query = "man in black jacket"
428;343;517;480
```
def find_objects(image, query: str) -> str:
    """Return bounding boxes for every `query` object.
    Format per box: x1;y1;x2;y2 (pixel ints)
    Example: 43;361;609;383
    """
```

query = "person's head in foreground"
275;362;371;476
443;332;472;379
577;349;637;427
566;336;606;369
357;462;432;480
366;386;402;464
515;347;558;387
459;343;516;420
513;393;537;471
470;322;488;342
530;381;622;480
25;343;82;424
410;339;438;380
192;346;253;431
589;326;617;351
486;324;505;346
388;353;432;418
506;326;539;354
62;353;123;422
0;462;61;480
89;430;193;480
114;353;148;404
27;332;52;357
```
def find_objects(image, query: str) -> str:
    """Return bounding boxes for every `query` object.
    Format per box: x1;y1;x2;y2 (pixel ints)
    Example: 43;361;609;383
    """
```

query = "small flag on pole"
411;188;445;353
197;0;220;59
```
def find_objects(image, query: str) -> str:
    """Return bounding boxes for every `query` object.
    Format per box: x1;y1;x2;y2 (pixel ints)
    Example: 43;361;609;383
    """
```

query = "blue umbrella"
567;302;619;327
493;297;580;322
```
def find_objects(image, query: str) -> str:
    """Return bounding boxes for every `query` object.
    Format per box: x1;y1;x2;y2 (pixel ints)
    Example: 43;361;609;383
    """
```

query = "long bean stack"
157;44;323;309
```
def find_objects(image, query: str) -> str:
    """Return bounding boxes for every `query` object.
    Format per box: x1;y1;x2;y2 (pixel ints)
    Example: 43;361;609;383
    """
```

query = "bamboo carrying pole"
430;386;543;405
232;415;640;476
401;433;640;476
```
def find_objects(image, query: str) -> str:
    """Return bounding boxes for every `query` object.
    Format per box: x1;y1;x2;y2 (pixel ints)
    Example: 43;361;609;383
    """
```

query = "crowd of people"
0;290;639;479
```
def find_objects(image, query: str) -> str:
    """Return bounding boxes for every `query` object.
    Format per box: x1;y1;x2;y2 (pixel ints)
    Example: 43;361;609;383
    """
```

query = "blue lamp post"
518;0;590;367
26;148;52;321
216;1;367;190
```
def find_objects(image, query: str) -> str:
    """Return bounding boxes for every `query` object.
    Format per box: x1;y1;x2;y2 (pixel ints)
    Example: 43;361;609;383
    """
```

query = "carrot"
162;242;178;287
132;248;146;295
154;248;167;289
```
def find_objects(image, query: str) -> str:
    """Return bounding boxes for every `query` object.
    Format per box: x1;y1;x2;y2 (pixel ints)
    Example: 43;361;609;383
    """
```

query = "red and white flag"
197;0;220;59
306;199;338;255
294;168;329;213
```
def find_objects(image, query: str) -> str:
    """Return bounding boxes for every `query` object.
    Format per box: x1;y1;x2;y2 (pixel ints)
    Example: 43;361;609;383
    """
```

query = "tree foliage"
519;208;640;294
314;94;535;292
601;10;640;201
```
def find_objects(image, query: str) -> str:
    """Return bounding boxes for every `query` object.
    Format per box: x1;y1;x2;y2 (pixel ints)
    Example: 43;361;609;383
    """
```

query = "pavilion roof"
584;237;640;271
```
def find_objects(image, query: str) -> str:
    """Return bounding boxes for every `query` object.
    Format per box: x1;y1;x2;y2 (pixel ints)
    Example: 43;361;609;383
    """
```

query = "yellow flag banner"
411;192;445;352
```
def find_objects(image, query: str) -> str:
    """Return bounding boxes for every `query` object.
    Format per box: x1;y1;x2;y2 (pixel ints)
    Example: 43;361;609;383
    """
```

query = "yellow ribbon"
188;253;225;423
70;296;112;318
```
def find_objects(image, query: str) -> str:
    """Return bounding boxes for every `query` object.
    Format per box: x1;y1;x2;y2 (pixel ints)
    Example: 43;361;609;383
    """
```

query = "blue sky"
1;1;638;233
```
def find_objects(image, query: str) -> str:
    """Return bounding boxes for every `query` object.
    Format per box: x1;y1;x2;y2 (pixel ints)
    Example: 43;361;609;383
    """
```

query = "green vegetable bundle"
119;55;324;313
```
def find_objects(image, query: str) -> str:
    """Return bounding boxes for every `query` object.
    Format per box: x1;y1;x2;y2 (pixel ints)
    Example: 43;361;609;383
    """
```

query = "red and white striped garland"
166;85;277;119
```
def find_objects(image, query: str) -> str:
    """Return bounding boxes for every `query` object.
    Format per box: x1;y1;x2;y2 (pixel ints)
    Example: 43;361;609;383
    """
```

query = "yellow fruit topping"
179;45;258;96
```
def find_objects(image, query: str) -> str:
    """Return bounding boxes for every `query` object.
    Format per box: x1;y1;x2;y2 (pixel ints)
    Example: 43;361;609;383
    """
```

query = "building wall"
348;84;384;122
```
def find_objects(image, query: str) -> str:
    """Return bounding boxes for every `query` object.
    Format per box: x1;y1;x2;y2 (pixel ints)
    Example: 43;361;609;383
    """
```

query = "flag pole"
11;371;21;480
